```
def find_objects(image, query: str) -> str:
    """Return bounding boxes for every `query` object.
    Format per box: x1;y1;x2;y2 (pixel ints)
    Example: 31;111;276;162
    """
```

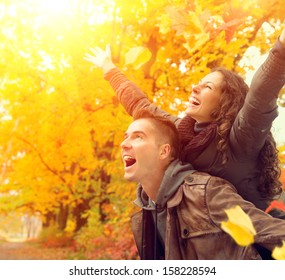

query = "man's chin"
124;173;135;182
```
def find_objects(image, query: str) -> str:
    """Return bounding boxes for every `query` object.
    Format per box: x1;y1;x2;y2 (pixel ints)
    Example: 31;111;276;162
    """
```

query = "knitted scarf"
177;115;218;162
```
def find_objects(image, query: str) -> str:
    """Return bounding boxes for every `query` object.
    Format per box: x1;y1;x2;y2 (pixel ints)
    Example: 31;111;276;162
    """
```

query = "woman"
84;26;285;219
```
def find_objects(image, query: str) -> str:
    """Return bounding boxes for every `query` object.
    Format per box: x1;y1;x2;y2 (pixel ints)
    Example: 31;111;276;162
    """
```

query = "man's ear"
159;144;171;160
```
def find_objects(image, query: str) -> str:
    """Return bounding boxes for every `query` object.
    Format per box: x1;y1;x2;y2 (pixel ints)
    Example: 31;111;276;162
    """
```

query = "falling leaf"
125;47;152;70
221;205;256;246
272;241;285;260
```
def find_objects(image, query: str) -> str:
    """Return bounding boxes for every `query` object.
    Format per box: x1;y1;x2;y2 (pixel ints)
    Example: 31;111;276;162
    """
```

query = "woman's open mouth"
189;96;200;106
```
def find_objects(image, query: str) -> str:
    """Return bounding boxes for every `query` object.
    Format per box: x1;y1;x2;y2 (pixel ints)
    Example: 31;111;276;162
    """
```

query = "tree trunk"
57;203;69;231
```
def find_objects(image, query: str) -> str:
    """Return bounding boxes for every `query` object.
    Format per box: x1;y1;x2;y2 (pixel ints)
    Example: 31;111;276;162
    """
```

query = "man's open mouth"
123;155;136;167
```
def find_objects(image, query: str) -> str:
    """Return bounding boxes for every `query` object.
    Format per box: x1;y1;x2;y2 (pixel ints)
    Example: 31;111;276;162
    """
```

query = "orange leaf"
265;200;285;213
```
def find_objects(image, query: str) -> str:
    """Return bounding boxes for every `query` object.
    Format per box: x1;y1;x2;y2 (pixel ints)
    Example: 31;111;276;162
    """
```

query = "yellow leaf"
157;14;172;35
183;32;209;53
221;205;256;246
155;73;168;87
125;47;151;69
186;12;204;34
272;241;285;260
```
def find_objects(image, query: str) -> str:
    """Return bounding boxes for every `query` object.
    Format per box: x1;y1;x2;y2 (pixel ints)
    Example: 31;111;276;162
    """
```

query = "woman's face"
185;71;224;123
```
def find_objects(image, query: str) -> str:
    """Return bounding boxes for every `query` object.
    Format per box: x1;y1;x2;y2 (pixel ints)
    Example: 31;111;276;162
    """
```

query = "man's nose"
120;138;131;149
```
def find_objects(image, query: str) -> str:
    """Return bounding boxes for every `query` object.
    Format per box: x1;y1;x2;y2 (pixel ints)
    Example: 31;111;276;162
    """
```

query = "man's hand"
84;44;116;74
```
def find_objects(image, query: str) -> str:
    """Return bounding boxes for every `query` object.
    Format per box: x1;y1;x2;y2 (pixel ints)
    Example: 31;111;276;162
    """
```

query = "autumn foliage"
0;0;285;259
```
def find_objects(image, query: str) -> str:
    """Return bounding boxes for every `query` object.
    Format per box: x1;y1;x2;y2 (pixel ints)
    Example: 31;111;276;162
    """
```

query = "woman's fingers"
84;45;111;68
83;54;93;62
89;47;105;56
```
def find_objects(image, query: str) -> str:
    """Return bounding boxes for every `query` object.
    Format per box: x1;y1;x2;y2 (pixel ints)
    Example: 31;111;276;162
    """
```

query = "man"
120;110;285;260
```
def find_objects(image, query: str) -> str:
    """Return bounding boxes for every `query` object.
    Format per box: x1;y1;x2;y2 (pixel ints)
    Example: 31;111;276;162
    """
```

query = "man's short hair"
133;110;181;159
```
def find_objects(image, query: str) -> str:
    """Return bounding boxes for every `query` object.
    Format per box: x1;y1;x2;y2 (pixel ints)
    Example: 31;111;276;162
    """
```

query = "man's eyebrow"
124;130;146;138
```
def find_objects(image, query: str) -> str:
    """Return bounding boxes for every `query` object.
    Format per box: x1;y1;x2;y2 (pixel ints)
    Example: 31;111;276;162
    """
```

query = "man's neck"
140;169;166;202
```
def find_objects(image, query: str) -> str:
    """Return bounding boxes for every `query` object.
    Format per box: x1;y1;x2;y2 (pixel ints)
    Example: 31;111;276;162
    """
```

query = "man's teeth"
124;156;136;167
124;156;133;160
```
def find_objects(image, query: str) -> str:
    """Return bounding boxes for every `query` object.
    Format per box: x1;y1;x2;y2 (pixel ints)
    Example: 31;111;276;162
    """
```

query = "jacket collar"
134;159;195;209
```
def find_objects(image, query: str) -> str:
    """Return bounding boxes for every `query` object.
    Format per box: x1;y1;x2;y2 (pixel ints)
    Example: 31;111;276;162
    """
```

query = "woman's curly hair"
210;67;282;197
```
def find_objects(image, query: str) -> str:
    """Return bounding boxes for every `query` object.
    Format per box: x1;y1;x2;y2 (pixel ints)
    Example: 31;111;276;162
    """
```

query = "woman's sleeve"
230;38;285;157
207;176;285;252
104;68;180;125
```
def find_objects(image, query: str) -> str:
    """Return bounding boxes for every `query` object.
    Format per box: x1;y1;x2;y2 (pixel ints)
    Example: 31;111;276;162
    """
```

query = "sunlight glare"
27;0;112;25
33;0;73;14
88;5;110;25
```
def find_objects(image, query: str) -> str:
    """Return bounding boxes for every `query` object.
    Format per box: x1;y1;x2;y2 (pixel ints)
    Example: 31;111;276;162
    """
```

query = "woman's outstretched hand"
84;44;116;74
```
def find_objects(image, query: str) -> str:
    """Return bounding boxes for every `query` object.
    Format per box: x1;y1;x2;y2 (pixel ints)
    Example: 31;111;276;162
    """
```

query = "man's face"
120;118;163;183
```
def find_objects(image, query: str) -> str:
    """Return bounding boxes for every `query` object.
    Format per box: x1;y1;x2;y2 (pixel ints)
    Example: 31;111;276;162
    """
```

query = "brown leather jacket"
132;167;285;260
